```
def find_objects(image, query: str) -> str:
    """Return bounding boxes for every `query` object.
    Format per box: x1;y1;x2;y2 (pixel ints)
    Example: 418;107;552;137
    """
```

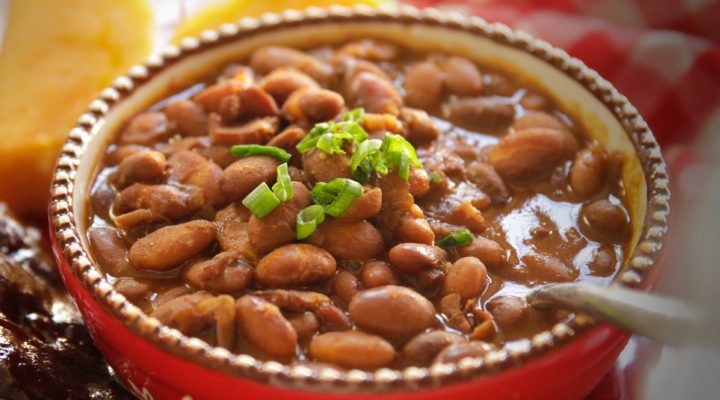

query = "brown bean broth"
86;40;630;368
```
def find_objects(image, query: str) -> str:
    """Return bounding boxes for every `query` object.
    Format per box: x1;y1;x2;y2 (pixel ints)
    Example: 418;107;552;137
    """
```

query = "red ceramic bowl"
48;5;670;400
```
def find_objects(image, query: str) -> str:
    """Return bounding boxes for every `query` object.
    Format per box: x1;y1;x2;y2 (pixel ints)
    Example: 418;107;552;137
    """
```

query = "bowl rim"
48;4;671;392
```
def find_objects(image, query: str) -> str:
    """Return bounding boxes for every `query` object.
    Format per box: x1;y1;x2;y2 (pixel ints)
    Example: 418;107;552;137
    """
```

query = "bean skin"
408;168;430;198
402;330;466;364
306;219;384;261
433;341;492;364
114;150;166;188
129;220;216;271
165;99;208;137
331;270;362;305
250;46;332;83
404;61;444;111
87;227;134;276
488;127;569;182
114;183;196;221
512;112;579;155
522;253;577;282
446;97;515;130
348;71;402;115
120;112;169;145
301;148;352;184
338;187;382;220
308;331;395;369
466;161;509;204
457;236;506;269
255;244;336;287
194;81;245;113
260;67;319;105
349;285;436;337
399;107;439;143
440;56;483;96
248;182;311;254
388;243;447;274
220;155;279;202
394;217;436;245
570;148;606;198
360;261;400;288
168;150;225;208
150;292;214;335
486;296;528;327
288;312;320;341
236;295;298;358
184;251;253;293
441;257;488;301
582;199;628;235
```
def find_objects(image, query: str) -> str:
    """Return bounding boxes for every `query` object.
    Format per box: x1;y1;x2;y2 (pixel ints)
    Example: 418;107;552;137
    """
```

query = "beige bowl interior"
74;21;646;280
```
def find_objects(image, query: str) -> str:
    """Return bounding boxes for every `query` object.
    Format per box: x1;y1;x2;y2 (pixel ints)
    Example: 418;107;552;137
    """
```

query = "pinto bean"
308;331;395;369
588;245;617;276
194;81;244;113
394;216;435;245
582;199;629;235
404;61;444;111
338;39;398;61
129;220;216;271
215;202;251;222
289;312;320;341
331;270;362;305
267;125;306;166
486;296;528;327
399;107;439;143
457;236;506;269
348;72;402;115
250;46;332;83
338;187;382;220
216;220;256;261
254;289;352;331
520;92;548;111
236;295;298;358
260;67;319;106
168;151;225;207
114;277;150;301
440;56;483;96
283;87;345;125
512;112;579;155
165;99;208;136
184;251;253;293
306;219;384;262
484;72;516;96
114;150;166;187
466;161;509;204
408;168;430;198
209;114;279;145
256;244;336;287
488;127;569;182
570;148;606;198
433;341;493;364
151;292;214;334
114;183;196;221
248;182;311;254
220;155;279;202
120;112;169;145
388;243;447;275
301;148;352;184
112;209;164;230
361;113;403;137
438;293;471;333
88;227;134;276
446;97;515;130
446;201;485;233
417;268;445;290
442;257;488;301
360;261;400;288
522;253;577;282
349;285;436;337
402;330;466;364
219;86;279;123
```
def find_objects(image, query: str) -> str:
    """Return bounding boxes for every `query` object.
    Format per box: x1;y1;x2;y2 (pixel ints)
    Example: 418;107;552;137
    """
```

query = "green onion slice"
437;228;475;248
231;145;291;163
271;163;294;202
310;178;363;217
430;171;443;184
242;182;280;218
343;107;365;122
296;109;368;155
296;205;326;239
382;133;423;182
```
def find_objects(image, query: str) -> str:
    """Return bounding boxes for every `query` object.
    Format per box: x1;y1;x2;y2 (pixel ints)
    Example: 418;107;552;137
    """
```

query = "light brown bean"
165;99;208;137
442;257;488;301
440;56;483;96
236;295;297;358
220;155;279;202
466;161;509;204
408;168;430;198
388;243;447;274
129;220;216;271
301;148;352;184
114;150;166;187
260;67;319;106
446;97;515;130
338;187;382;220
433;341;493;364
570;148;606;198
114;183;196;221
209;115;279;145
488;127;569;181
308;331;395;369
522;253;577;282
331;270;362;305
194;81;244;113
250;46;332;83
399;107;439;143
120;112;169;145
360;261;400;288
87;227;134;276
184;251;253;293
248;182;311;254
486;296;528;327
255;244;336;287
306;219;384;261
394;217;436;245
288;312;320;341
348;72;402;115
404;61;444;111
349;285;436;337
402;330;466;364
582;199;628;235
168;150;225;207
457;236;506;269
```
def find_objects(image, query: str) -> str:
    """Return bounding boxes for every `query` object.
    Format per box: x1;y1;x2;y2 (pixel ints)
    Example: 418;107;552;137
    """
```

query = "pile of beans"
87;39;630;370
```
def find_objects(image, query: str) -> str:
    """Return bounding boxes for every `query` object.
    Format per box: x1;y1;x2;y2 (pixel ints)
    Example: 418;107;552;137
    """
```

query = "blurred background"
1;0;719;398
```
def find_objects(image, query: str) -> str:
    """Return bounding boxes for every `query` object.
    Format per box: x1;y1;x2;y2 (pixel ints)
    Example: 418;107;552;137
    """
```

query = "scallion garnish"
350;139;387;183
296;205;326;239
231;144;291;163
310;178;364;217
430;171;443;184
242;182;280;218
382;133;423;181
296;108;368;155
437;228;475;248
271;163;294;201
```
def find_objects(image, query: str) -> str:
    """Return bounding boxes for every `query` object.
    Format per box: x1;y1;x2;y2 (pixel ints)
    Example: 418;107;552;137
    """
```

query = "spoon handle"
527;283;704;345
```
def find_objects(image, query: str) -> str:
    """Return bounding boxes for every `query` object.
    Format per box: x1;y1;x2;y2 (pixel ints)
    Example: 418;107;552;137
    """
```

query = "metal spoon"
527;282;706;346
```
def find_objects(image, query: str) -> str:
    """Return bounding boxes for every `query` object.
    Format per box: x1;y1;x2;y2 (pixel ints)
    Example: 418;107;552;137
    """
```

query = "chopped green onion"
350;139;387;183
310;178;363;217
271;163;294;202
231;144;291;163
296;205;326;239
437;228;475;248
242;182;280;218
296;109;368;155
430;171;443;184
382;133;423;182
